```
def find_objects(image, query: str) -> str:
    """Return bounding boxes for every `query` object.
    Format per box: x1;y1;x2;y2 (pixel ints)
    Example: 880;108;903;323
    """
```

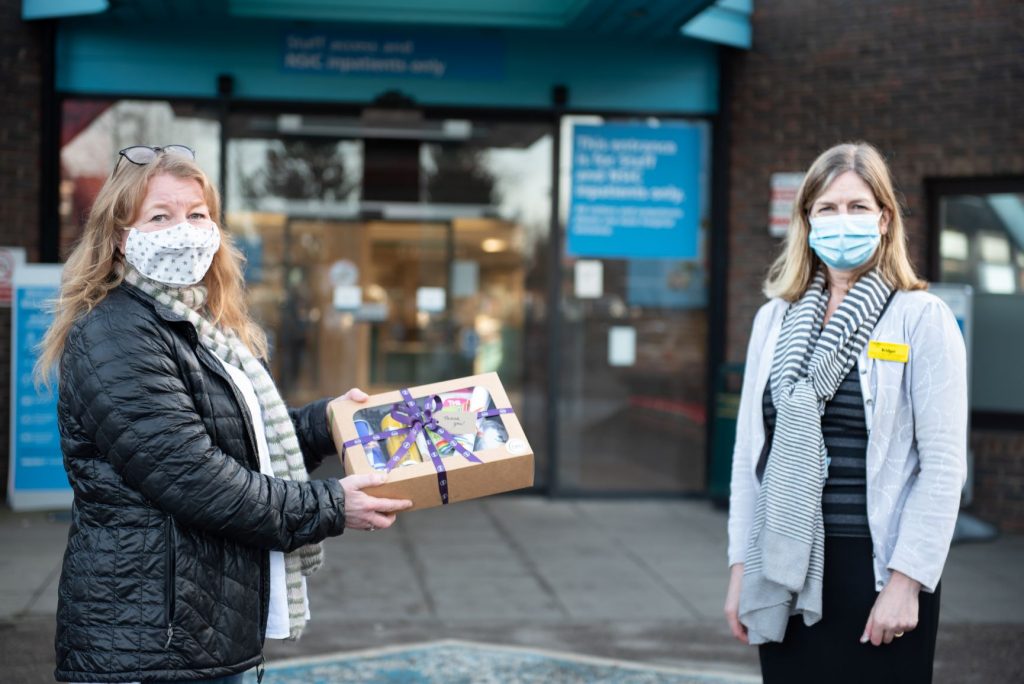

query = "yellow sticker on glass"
868;340;910;363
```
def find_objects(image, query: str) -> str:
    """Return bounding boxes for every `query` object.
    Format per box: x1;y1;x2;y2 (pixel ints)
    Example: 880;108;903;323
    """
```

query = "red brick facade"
723;0;1024;529
0;0;44;497
970;430;1024;533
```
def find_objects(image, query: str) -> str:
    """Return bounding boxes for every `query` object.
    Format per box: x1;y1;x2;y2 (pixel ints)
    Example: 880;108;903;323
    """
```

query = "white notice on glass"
451;260;479;298
417;286;446;313
608;326;636;367
574;260;603;299
332;285;361;310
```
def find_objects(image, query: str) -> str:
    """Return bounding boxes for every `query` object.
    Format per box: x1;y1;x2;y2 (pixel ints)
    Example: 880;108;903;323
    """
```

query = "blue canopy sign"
566;123;703;259
283;31;504;81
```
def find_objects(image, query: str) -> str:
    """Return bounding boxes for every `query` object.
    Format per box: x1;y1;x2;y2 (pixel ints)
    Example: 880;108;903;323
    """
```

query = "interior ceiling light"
481;238;507;253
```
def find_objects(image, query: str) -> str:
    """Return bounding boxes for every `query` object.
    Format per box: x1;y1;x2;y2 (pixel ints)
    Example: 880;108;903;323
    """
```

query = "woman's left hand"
339;388;369;403
327;388;369;425
861;570;921;645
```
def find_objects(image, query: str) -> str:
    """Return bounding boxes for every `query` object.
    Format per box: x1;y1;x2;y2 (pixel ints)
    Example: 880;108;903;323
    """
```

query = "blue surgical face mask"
808;213;882;271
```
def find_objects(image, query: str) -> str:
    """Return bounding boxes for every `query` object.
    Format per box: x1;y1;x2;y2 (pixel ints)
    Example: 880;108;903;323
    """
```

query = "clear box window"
351;385;508;470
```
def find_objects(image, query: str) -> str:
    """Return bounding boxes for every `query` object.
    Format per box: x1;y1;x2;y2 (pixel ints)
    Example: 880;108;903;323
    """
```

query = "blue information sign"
8;264;70;511
283;31;504;81
567;123;703;259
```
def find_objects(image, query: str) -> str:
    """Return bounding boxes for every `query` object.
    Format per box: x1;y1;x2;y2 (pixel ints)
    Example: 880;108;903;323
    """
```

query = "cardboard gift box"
327;372;534;511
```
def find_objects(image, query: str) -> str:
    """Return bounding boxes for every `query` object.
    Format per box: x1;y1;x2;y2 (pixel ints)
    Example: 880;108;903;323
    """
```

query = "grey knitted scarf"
124;266;320;640
739;268;891;644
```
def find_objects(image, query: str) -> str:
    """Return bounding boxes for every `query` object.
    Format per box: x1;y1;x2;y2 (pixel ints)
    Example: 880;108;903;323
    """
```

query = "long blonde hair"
36;153;267;382
763;141;926;301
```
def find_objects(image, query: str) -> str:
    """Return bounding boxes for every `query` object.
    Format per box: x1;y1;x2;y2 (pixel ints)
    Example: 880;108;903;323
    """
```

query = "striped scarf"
739;269;891;644
124;266;321;640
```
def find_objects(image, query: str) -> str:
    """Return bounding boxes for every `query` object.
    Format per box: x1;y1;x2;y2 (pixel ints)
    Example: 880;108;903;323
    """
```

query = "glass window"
555;115;711;493
935;186;1024;415
59;99;221;257
226;112;552;486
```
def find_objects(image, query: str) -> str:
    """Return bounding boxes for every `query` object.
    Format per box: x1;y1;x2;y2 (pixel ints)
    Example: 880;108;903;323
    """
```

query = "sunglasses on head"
112;145;196;176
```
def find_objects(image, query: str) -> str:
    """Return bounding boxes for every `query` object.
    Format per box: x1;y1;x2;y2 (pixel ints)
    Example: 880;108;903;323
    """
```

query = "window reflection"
59;99;221;257
937;189;1024;414
940;193;1024;294
226;115;552;485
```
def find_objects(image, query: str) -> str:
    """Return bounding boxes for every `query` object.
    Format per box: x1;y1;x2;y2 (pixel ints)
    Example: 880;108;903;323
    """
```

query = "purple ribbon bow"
343;388;515;505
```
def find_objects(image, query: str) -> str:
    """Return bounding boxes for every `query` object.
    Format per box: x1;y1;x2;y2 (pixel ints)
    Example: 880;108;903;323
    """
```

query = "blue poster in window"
8;264;71;511
567;123;703;259
627;260;707;310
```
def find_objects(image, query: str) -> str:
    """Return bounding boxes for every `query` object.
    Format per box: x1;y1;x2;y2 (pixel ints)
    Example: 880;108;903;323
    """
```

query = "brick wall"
0;0;44;500
969;430;1024;533
722;0;1024;529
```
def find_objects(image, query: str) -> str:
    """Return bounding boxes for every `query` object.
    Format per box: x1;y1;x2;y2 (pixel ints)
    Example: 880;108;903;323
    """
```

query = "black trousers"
759;536;941;684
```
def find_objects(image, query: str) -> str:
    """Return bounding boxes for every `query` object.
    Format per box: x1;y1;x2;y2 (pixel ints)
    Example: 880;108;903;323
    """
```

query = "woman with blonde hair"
723;142;966;682
42;145;412;684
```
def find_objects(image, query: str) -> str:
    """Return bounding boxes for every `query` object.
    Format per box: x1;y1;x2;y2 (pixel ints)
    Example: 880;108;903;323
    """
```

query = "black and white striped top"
759;367;872;538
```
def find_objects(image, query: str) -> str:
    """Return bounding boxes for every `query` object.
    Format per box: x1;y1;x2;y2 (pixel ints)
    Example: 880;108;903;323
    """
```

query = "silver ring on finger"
894;631;904;638
368;524;375;532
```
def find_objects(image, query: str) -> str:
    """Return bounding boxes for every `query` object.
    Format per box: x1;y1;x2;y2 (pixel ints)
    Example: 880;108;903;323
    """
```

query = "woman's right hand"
340;473;413;531
724;562;749;644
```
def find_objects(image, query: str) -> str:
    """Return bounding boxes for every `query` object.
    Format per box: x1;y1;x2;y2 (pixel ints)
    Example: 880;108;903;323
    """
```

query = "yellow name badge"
868;340;910;363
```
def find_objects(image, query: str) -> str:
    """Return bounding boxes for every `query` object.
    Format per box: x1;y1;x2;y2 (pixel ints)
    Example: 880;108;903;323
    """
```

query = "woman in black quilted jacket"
39;145;412;683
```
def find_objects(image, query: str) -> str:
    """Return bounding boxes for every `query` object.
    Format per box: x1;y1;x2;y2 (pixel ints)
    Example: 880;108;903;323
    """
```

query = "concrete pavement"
2;494;1023;683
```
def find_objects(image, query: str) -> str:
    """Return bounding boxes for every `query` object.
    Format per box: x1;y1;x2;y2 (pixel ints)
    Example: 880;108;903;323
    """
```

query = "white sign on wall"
769;173;804;238
0;246;26;307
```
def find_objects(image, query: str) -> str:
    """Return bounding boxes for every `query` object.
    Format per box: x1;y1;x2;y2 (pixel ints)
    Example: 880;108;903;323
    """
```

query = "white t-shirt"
215;357;310;639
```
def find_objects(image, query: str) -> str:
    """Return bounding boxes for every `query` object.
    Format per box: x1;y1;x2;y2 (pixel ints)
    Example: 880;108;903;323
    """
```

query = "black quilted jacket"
54;284;346;682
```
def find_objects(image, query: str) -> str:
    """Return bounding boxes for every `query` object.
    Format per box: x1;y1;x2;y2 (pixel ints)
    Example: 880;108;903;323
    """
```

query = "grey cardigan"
728;289;968;593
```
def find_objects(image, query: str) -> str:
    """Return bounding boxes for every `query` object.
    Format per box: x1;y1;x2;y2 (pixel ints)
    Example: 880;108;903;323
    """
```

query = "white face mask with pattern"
123;222;221;286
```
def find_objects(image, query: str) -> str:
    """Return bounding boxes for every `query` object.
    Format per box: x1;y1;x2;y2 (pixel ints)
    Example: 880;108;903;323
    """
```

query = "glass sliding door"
225;112;552;486
555;115;711;493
